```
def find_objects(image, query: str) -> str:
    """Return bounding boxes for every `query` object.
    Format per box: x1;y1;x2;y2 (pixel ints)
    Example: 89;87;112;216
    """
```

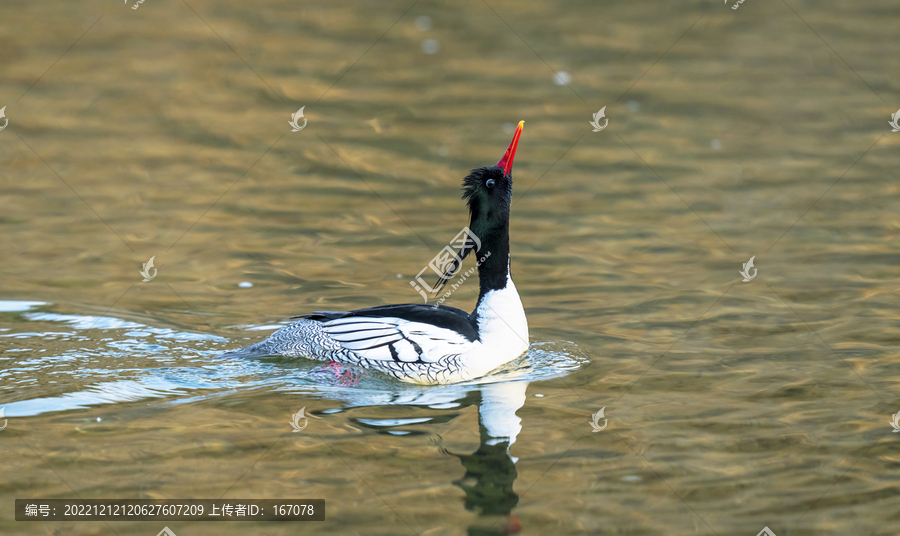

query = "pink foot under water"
310;361;363;386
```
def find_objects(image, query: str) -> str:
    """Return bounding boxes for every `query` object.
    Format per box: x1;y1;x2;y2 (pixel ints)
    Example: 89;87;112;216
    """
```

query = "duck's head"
461;120;522;238
432;121;523;295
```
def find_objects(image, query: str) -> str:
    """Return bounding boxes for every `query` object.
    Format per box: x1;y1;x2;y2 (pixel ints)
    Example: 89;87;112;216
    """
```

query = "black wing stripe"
330;331;402;343
355;339;404;351
403;333;424;356
340;338;403;351
395;339;424;363
326;318;393;326
328;324;396;335
341;337;408;351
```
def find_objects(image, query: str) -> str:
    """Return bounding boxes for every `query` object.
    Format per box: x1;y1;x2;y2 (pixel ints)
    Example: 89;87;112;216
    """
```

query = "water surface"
1;0;899;535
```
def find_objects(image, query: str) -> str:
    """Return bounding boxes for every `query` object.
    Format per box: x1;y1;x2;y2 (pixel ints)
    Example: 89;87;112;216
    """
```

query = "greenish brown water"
1;0;899;535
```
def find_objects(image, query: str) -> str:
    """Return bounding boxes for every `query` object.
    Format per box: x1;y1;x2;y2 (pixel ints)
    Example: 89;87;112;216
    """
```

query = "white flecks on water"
422;39;440;54
534;394;544;397
238;282;253;288
553;71;571;85
621;475;642;483
414;15;432;31
96;417;102;422
0;301;46;312
711;139;722;150
626;100;640;112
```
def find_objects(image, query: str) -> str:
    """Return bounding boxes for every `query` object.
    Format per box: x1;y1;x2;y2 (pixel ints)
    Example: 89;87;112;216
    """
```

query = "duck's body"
220;122;529;385
224;280;527;384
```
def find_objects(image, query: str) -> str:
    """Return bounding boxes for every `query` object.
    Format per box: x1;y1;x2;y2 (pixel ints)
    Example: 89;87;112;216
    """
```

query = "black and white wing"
295;304;478;363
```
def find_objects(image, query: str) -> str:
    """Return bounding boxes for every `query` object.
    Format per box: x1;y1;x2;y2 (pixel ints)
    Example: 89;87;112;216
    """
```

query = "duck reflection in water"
338;355;582;534
448;381;526;535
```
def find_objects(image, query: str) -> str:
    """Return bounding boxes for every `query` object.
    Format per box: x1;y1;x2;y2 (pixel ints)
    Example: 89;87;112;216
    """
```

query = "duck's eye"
485;178;495;188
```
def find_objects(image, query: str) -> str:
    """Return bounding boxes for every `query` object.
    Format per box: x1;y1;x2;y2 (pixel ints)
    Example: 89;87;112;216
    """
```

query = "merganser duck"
220;121;529;384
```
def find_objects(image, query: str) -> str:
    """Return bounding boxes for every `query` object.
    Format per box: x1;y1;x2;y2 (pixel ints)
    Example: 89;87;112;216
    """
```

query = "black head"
462;166;512;234
462;120;522;238
432;122;523;295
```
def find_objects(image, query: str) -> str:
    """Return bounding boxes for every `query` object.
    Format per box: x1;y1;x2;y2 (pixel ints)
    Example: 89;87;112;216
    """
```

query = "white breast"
466;275;530;377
